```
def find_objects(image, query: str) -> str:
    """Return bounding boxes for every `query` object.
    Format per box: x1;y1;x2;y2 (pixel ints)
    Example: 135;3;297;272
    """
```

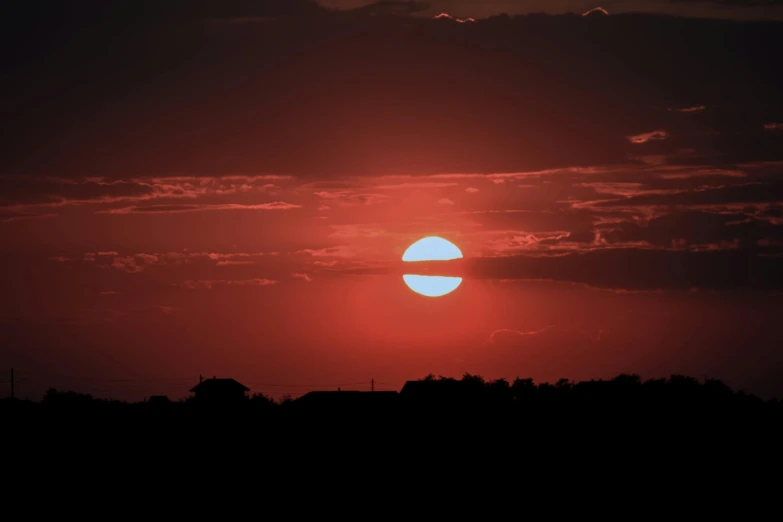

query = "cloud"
433;12;476;23
112;256;144;273
668;106;707;112
298;245;367;258
590;181;783;208
0;177;155;207
465;248;783;291
314;191;388;207
627;131;669;144
465;187;480;193
374;182;459;190
482;231;574;254
438;198;455;205
0;209;57;223
658;169;745;180
54;250;278;273
489;327;555;343
83;252;119;262
582;7;609;16
328;225;386;238
181;279;277;289
292;272;312;282
490;325;606;345
216;260;256;266
596;210;783;249
99;202;302;214
0;175;296;210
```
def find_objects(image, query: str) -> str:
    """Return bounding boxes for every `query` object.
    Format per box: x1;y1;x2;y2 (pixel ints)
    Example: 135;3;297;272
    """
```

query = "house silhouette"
190;377;250;403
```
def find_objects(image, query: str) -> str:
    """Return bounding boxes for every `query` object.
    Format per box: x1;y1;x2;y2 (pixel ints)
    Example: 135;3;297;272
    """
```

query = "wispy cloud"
181;279;277;289
49;250;279;272
0;175;295;209
98;202;302;214
0;209;57;223
582;7;609;16
314;191;388;207
627;130;669;144
373;182;458;190
668;106;706;113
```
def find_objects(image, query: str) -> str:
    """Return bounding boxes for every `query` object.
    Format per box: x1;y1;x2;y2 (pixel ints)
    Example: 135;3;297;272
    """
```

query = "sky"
2;1;783;401
318;0;783;20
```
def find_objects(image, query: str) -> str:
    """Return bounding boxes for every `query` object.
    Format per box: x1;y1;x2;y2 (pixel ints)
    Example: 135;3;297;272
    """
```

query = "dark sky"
1;1;783;401
320;0;783;20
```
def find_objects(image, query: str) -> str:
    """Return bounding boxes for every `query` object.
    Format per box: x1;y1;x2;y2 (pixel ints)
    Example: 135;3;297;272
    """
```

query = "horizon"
4;370;774;404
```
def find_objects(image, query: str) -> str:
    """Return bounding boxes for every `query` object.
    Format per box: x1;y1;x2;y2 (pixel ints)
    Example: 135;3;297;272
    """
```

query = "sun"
402;237;463;297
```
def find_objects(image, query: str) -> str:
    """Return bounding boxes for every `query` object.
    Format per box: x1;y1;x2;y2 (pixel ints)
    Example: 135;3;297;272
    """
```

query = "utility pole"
199;374;203;384
10;368;14;400
371;378;374;392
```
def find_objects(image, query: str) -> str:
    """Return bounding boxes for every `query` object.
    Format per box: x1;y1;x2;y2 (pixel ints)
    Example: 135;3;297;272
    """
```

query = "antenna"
371;378;374;392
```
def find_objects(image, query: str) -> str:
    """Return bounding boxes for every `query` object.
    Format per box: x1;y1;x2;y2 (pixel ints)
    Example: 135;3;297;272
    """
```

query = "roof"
189;378;250;393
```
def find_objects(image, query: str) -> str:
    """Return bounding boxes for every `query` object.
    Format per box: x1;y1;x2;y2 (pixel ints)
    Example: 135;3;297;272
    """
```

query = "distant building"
190;377;250;404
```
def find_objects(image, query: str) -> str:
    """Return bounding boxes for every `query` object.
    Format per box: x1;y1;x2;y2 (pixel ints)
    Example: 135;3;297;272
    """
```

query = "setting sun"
402;237;463;297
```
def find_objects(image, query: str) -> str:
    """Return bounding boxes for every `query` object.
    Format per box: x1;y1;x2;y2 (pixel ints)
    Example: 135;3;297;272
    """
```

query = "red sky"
2;2;783;401
3;162;783;400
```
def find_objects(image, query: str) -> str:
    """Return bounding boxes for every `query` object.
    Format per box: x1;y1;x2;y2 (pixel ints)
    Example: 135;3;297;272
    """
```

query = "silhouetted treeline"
3;373;780;419
5;373;783;476
4;376;780;504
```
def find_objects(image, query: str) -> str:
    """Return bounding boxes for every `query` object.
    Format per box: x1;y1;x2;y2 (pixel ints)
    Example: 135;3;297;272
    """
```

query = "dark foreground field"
4;378;781;511
5;374;781;462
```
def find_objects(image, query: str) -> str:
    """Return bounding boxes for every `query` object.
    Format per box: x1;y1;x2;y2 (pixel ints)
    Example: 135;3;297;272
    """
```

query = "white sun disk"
402;275;463;297
402;237;463;297
402;236;463;262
